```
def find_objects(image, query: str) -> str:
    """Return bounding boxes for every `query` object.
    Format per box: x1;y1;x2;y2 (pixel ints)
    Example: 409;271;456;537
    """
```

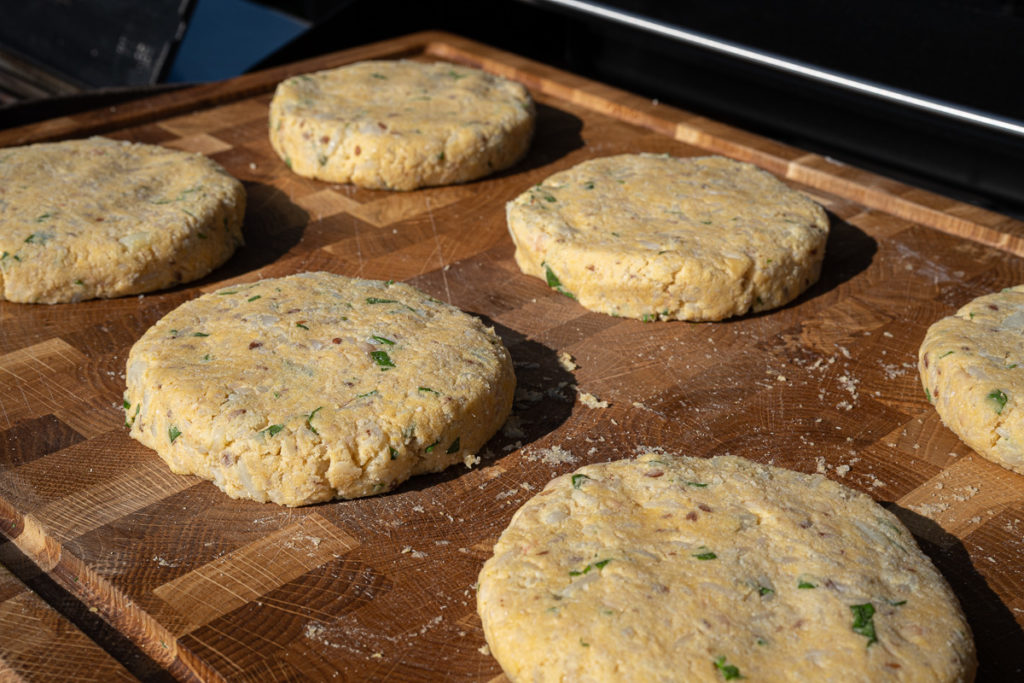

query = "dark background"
1;0;1022;216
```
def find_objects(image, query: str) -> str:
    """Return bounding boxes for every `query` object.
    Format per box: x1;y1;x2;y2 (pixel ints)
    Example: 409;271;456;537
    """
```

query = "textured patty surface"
0;136;245;303
478;452;975;682
124;272;515;506
268;59;535;190
506;154;829;321
920;285;1024;475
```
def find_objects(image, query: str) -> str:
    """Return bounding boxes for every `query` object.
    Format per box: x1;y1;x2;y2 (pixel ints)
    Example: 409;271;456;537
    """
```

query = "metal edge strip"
536;0;1024;138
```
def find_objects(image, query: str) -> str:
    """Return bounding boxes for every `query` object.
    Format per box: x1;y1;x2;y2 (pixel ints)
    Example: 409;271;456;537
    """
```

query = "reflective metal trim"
538;0;1024;138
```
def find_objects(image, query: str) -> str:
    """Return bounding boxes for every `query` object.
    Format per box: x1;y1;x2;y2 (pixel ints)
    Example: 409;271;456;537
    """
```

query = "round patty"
506;154;829;321
477;452;975;682
0;136;244;303
920;285;1024;475
124;272;516;506
268;59;535;190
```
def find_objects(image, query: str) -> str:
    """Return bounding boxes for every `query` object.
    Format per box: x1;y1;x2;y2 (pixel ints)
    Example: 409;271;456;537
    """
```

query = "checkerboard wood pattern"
1;31;1023;680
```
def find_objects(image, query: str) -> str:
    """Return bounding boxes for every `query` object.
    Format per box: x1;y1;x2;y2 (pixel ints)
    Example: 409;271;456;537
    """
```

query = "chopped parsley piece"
371;72;387;79
25;231;52;244
938;350;954;359
641;313;655;322
123;399;131;410
284;155;293;169
446;437;461;454
389;446;399;460
168;425;181;443
713;656;743;680
371;335;395;345
418;386;440;395
686;481;708;488
356;390;379;398
758;586;774;596
424;440;439;453
366;297;399;304
216;290;238;295
34;213;52;223
797;580;817;589
924;387;932;403
569;559;612;576
850;603;878;646
306;407;323;434
583;180;595;189
693;549;717;560
888;599;907;606
296;322;309;330
370;350;395;369
572;473;591;489
247;295;261;302
192;332;209;337
543;263;575;299
74;279;84;286
125;403;140;428
264;424;284;437
988;389;1008;414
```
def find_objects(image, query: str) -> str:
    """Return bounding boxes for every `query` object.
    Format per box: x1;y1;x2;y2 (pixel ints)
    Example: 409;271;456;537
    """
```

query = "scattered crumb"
524;445;578;466
910;502;950;517
557;351;578;372
576;388;609;409
479;644;491;656
152;555;179;568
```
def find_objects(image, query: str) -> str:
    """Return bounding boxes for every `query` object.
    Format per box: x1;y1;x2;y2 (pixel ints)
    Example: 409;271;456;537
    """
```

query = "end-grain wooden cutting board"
1;31;1023;681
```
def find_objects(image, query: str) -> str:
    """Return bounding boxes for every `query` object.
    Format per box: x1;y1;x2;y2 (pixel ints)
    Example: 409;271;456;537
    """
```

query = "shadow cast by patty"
389;317;576;495
729;209;878;323
490;102;585;181
883;502;1024;678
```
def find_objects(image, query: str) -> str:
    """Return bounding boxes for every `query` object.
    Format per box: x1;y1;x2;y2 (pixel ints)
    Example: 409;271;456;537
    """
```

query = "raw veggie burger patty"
0;136;245;303
477;452;975;682
506;154;829;321
920;285;1024;475
124;272;515;506
268;59;535;190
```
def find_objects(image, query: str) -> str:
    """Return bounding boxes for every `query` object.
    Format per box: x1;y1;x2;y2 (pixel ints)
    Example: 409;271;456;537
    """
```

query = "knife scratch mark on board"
425;196;452;303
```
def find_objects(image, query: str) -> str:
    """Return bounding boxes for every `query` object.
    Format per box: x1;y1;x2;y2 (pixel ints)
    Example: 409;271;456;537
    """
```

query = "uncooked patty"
477;452;975;682
920;285;1024;475
0;136;245;303
268;59;535;190
124;272;515;506
506;154;829;321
